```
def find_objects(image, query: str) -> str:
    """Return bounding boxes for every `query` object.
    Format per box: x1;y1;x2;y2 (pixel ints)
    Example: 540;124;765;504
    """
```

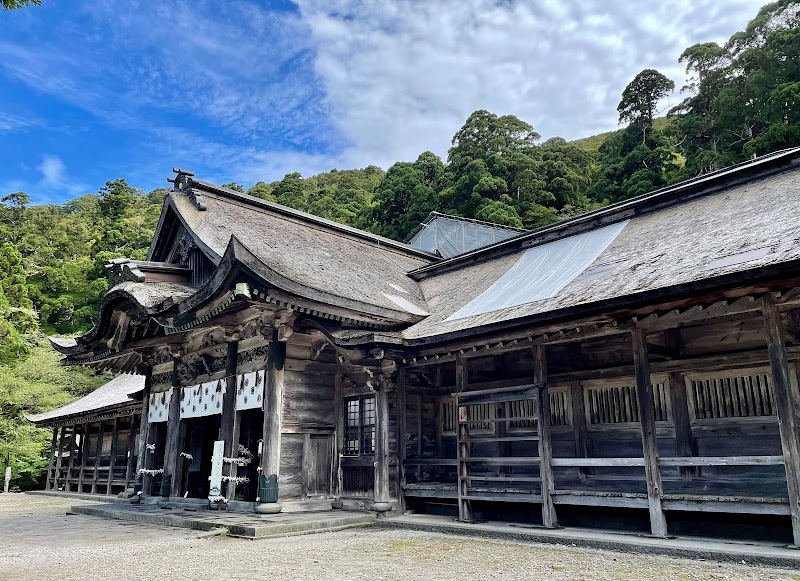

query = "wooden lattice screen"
689;372;776;419
585;382;669;425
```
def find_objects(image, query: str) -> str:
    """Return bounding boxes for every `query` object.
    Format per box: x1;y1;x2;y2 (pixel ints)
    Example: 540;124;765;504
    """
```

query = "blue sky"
1;0;764;205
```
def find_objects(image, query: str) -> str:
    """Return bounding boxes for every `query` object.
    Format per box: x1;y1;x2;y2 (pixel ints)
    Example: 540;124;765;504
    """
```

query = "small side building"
28;374;145;495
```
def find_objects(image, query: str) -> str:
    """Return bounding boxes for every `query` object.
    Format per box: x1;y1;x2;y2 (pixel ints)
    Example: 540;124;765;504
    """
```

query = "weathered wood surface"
374;379;391;505
632;328;668;537
105;417;119;494
136;370;152;492
78;422;89;492
455;355;472;522
220;341;239;500
91;420;104;494
763;294;800;546
45;427;58;491
396;368;407;510
570;382;590;480
125;414;137;489
162;387;182;497
261;338;285;499
533;345;557;528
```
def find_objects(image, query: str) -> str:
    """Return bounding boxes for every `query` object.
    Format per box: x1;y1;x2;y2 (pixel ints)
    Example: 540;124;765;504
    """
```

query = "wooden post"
632;328;668;537
668;373;696;481
136;369;152;494
45;427;58;491
53;426;66;491
161;386;183;498
172;415;188;497
763;295;800;546
396;368;407;512
66;425;79;492
260;332;285;501
78;422;89;492
91;420;104;494
534;344;557;528
105;417;119;494
333;364;344;499
220;341;239;500
124;414;137;490
455;355;472;522
569;382;590;480
373;376;391;509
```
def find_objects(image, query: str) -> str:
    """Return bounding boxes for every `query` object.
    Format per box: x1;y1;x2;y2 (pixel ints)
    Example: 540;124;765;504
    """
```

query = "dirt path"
2;494;798;581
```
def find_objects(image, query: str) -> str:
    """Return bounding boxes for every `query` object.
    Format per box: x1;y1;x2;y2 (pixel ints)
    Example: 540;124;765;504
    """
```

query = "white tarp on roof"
446;220;629;321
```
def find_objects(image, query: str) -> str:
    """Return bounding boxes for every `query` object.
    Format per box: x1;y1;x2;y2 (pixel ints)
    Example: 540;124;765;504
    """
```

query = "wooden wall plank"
534;344;557;528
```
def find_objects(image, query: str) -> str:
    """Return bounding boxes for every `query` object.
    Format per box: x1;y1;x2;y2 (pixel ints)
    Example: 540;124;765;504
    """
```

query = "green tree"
2;0;41;10
618;69;676;142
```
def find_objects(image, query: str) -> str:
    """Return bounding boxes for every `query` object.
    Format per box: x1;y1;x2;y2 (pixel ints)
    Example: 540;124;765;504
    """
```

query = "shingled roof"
403;148;800;341
27;374;145;426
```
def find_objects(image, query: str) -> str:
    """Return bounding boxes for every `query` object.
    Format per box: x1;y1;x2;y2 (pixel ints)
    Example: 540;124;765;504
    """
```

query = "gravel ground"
2;494;800;581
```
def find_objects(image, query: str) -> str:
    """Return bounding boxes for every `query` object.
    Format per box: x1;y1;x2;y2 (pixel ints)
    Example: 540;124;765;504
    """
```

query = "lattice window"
440;398;457;435
344;395;376;455
690;372;776;420
549;389;572;426
507;399;536;429
586;382;669;425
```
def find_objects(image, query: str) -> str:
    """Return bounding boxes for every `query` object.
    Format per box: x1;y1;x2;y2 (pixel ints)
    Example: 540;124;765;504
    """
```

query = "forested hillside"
1;0;799;488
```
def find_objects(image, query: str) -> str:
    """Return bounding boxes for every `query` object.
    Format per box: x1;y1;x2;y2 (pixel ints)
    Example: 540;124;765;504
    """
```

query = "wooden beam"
455;355;472;522
78;422;89;492
632;328;668;537
260;333;285;500
220;340;239;500
53;426;66;491
136;369;152;493
396;368;407;512
105;417;119;494
66;425;79;492
534;344;557;528
763;293;800;546
91;420;104;494
668;373;696;481
373;376;391;506
570;382;590;480
45;427;58;491
124;413;137;490
161;386;182;498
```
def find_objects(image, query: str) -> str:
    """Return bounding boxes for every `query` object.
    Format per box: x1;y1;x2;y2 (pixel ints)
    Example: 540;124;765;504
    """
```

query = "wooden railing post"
632;328;668;537
763;294;800;546
534;345;557;528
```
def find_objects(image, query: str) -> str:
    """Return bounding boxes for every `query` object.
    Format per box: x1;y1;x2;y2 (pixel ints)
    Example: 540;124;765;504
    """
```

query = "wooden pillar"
53;426;66;491
66;425;79;492
333;363;344;499
763;295;800;546
632;328;668;537
45;427;58;491
569;382;590;480
106;417;119;494
373;376;391;508
78;422;89;492
260;332;286;499
161;385;183;498
220;341;239;500
172;415;188;497
668;373;696;481
91;420;104;494
136;369;152;493
456;355;472;522
124;413;137;489
396;368;407;512
534;344;557;528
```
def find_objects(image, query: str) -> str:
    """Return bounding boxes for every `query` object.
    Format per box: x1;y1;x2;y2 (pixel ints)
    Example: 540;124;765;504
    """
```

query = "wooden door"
302;434;334;498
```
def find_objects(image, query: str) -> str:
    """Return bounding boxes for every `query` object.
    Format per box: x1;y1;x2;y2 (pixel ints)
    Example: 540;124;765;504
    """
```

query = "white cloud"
38;155;66;185
296;0;764;167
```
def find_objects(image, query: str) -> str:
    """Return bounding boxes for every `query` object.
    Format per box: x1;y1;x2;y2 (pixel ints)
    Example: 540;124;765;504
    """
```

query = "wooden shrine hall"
33;148;800;543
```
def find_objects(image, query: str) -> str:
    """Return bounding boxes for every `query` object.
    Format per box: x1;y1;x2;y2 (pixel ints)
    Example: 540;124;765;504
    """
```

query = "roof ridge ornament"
168;167;207;211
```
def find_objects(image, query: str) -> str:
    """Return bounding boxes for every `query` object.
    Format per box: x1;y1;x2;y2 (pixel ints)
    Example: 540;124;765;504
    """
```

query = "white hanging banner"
148;388;172;423
236;370;264;411
180;380;225;419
